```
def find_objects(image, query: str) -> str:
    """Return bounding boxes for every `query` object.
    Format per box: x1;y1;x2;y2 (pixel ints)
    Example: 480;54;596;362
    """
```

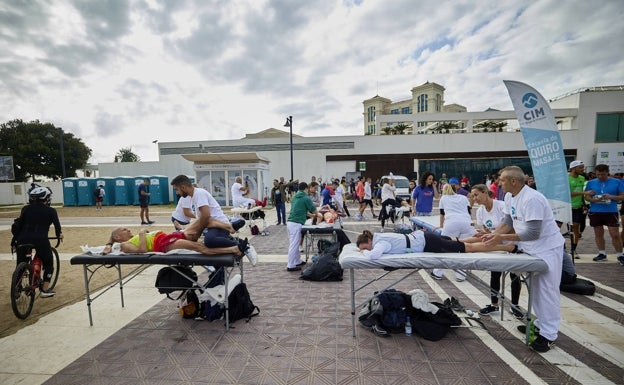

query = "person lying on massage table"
311;204;342;224
356;229;516;260
101;226;251;257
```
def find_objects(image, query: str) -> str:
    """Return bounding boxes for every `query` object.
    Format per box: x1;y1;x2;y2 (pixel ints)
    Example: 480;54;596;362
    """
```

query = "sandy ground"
0;204;170;338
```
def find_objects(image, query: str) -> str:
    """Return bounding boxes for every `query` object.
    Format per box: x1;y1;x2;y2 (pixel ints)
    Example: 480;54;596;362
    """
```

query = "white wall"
0;181;63;206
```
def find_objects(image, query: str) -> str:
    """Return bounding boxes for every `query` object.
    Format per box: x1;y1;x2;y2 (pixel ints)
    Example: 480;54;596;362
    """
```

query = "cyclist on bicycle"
15;186;63;297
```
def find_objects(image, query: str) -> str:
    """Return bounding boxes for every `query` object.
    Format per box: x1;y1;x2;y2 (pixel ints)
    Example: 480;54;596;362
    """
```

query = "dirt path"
0;205;171;338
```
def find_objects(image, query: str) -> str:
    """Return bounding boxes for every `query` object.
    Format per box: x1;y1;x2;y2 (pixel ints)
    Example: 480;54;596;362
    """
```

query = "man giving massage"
356;229;516;260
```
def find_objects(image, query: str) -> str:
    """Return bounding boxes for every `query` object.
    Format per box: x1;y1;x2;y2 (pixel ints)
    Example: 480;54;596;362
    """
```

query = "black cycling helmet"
29;186;51;202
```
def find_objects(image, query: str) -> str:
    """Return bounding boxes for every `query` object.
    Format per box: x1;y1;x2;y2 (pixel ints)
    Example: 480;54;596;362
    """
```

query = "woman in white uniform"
471;184;523;319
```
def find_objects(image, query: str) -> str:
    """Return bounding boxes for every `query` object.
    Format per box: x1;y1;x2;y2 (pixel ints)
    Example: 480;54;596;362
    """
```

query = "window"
436;94;442;112
401;106;410;114
367;106;376;122
391;109;399;114
417;94;428;112
595;113;624;143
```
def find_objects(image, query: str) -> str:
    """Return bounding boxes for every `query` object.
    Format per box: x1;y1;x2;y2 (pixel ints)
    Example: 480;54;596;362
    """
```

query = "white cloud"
0;0;622;163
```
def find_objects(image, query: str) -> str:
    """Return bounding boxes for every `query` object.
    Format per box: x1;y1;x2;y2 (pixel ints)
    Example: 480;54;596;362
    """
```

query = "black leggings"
422;232;466;253
490;271;521;305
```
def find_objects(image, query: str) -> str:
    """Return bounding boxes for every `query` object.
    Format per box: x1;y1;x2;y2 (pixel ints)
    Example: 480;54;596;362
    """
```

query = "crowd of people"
12;162;623;354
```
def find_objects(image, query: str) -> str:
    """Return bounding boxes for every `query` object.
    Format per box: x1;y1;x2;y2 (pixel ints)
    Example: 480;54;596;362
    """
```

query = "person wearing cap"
449;177;470;197
584;164;624;263
568;160;592;257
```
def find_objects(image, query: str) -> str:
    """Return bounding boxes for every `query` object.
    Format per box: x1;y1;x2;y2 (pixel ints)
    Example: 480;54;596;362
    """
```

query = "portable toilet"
62;177;79;206
95;177;115;206
171;175;194;204
114;176;134;205
132;175;151;205
149;175;169;205
77;178;97;206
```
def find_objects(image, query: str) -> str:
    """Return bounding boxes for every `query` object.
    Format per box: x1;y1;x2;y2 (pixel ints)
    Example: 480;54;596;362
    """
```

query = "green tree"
0;119;92;181
393;123;409;135
114;147;140;162
382;127;394;135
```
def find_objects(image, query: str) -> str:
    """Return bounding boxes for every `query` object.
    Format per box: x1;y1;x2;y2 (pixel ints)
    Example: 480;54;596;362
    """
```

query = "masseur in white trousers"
482;166;564;353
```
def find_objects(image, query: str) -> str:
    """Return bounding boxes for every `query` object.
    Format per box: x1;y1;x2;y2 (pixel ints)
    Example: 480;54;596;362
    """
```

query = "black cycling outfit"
16;202;62;283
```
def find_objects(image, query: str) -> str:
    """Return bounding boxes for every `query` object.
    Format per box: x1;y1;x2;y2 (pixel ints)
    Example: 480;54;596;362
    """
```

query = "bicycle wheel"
48;247;60;290
11;262;35;319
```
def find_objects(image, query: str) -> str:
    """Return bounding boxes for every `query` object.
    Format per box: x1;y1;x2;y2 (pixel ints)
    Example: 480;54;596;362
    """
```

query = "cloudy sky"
1;0;623;164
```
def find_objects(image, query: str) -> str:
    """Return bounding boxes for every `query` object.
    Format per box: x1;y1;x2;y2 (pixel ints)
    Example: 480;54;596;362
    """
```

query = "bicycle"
10;237;61;319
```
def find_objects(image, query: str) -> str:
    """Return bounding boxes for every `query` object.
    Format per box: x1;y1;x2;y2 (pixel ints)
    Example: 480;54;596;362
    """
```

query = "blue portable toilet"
95;177;115;206
171;175;194;204
132;175;151;205
114;176;134;205
77;178;97;206
62;177;79;206
149;175;169;205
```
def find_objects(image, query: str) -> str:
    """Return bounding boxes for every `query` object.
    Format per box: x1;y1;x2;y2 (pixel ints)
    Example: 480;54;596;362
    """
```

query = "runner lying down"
101;227;249;257
356;229;516;260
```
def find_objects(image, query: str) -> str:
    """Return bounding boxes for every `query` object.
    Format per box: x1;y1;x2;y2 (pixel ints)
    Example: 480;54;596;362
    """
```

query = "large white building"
92;85;624;206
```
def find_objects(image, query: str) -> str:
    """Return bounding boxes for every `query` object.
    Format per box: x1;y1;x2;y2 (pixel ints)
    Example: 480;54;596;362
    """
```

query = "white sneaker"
245;246;258;266
40;289;55;298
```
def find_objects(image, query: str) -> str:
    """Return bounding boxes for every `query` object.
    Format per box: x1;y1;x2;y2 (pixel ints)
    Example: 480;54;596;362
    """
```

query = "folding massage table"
301;224;351;261
70;250;243;330
338;243;549;343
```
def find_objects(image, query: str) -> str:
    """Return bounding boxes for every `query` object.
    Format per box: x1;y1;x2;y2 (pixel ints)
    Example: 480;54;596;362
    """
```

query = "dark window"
595;113;624;143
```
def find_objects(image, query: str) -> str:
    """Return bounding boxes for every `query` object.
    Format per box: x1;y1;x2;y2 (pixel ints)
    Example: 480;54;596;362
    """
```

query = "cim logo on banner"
521;92;545;121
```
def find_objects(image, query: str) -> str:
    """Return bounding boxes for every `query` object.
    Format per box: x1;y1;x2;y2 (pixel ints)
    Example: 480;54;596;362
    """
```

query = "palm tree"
114;147;140;162
393;123;409;135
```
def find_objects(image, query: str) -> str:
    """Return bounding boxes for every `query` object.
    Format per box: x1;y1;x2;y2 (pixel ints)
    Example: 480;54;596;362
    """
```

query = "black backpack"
10;205;28;251
227;283;259;323
93;187;100;198
155;266;198;296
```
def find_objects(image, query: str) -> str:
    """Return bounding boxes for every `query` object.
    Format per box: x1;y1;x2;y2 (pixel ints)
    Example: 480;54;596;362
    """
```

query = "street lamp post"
284;116;293;181
58;127;66;179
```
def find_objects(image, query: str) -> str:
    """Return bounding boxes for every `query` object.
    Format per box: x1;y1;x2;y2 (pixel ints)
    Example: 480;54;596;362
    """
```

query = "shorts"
571;208;586;224
362;199;373;207
153;232;187;252
95;197;103;203
139;200;149;208
588;212;620;228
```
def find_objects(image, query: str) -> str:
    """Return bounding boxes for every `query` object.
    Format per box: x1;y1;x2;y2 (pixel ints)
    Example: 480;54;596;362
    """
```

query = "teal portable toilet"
62;177;79;206
132;175;151;205
149;175;169;205
77;178;97;206
95;177;115;206
114;176;133;205
172;175;194;204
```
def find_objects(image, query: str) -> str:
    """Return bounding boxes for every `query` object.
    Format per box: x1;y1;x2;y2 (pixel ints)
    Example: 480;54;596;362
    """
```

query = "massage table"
231;206;268;235
70;251;243;330
409;215;442;233
301;224;351;261
338;243;548;344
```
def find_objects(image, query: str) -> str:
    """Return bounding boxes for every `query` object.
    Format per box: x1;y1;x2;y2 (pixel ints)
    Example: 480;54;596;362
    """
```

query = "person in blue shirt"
584;164;624;263
411;171;439;216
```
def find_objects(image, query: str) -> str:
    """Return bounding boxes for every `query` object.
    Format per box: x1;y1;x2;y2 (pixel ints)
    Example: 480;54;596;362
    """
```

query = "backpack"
178;290;199;319
10;205;27;251
155;266;198;296
358;289;409;334
93;187;100;198
227;283;259;323
300;242;343;281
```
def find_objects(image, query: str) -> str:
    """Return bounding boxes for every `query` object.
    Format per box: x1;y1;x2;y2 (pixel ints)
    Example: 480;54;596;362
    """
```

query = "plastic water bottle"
405;316;412;336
